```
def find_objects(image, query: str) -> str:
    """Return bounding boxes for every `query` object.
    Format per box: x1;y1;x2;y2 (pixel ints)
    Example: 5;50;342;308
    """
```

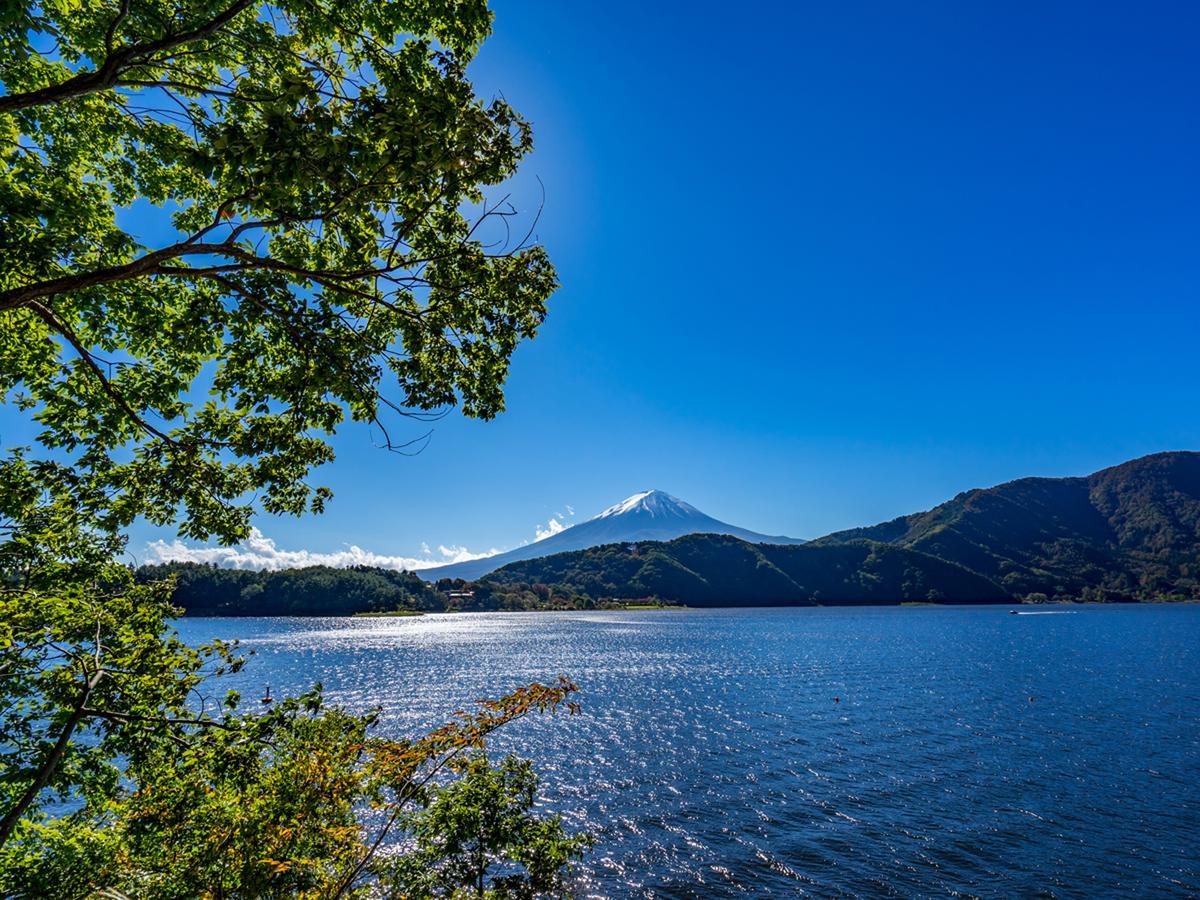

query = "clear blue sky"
55;2;1200;563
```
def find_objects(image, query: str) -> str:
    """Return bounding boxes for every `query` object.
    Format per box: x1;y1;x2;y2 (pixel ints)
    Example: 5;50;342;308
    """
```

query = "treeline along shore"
137;561;604;615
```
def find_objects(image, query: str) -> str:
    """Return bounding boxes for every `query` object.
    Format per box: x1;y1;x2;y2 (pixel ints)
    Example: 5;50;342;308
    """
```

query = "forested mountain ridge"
144;452;1200;614
812;451;1200;600
486;535;1009;606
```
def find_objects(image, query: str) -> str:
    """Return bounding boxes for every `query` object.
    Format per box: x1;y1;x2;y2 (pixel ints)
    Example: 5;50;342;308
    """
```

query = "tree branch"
0;0;256;115
26;301;178;447
0;667;105;850
0;241;236;312
104;0;132;57
77;707;250;734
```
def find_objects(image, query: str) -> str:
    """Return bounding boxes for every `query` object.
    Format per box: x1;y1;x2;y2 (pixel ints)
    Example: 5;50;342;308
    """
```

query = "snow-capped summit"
595;490;700;520
418;489;804;582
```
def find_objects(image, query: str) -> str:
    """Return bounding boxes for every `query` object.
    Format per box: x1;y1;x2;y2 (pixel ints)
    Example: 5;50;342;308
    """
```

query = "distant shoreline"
171;599;1192;619
350;609;425;618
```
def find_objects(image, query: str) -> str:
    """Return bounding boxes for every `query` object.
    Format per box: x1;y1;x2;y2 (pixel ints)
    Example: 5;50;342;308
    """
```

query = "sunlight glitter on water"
179;605;1200;897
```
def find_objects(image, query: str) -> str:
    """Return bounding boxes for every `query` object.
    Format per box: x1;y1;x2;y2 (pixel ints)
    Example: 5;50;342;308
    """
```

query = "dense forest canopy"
140;560;606;614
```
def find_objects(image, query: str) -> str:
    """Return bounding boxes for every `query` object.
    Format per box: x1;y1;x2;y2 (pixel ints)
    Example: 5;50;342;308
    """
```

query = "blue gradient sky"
54;2;1200;562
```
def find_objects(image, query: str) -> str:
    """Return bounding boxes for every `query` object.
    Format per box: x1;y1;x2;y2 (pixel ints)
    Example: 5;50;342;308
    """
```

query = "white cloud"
532;506;576;543
146;504;579;572
145;527;500;572
533;517;566;542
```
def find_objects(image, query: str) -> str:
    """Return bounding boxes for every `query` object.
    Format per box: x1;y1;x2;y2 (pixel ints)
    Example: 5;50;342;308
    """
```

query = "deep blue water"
176;605;1200;897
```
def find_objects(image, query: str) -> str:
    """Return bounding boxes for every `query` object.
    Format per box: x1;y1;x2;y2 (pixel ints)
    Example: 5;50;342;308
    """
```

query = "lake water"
176;605;1200;897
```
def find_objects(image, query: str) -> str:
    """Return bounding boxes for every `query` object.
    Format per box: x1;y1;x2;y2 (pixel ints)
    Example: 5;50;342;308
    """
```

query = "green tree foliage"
388;754;592;898
0;576;583;898
1;0;585;894
1;0;556;544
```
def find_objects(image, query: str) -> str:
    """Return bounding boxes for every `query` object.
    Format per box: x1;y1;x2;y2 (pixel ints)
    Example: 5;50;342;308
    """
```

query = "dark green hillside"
815;451;1200;601
138;562;446;616
488;534;1009;606
1088;452;1200;553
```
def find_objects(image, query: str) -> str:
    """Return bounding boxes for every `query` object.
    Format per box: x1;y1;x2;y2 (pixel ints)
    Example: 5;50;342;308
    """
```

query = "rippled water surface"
177;605;1200;897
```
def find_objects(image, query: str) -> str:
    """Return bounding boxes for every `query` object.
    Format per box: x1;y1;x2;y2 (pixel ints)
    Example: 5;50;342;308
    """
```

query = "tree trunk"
0;668;104;849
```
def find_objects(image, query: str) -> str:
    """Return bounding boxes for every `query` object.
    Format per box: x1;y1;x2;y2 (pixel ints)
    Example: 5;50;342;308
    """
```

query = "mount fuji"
418;490;805;582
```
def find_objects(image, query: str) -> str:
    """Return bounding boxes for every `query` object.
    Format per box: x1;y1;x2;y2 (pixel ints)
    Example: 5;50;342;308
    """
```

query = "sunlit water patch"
177;605;1200;897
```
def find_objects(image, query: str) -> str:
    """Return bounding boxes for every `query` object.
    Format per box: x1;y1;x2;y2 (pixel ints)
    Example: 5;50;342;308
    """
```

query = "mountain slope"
419;490;804;581
484;452;1200;605
814;451;1200;600
487;534;1009;606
